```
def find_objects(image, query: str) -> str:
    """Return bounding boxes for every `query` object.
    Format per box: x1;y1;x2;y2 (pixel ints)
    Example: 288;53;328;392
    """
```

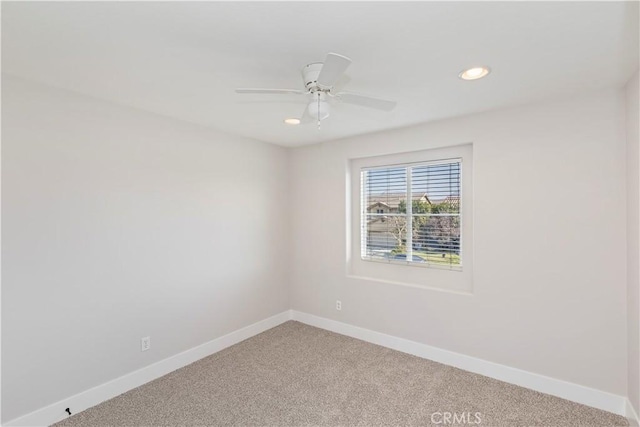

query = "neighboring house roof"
440;195;460;206
366;192;430;211
368;201;391;209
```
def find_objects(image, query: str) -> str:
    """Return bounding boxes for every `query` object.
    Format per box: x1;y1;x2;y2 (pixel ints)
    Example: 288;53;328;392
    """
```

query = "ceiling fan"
235;53;397;127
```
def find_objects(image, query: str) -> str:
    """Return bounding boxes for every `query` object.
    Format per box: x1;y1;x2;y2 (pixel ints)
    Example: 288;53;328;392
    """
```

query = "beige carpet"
53;321;628;427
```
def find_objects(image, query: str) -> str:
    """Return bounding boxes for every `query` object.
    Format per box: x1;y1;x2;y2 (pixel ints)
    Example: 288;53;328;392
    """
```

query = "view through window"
360;160;461;269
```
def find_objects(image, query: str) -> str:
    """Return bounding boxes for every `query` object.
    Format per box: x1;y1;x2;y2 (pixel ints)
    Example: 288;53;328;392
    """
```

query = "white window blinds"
360;159;462;269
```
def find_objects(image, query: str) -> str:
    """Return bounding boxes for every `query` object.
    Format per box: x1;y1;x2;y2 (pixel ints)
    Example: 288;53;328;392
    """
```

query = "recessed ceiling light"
459;66;491;81
283;118;301;125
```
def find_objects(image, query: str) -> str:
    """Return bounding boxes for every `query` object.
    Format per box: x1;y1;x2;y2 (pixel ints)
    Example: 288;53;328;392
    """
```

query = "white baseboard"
628;399;640;426
4;310;292;427
4;309;630;425
290;310;627;417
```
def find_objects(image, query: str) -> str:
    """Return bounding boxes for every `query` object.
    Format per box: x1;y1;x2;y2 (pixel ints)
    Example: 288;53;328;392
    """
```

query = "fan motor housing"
302;63;324;90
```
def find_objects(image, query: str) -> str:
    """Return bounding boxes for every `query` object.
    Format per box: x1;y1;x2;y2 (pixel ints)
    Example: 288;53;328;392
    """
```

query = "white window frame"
347;144;473;293
360;158;463;271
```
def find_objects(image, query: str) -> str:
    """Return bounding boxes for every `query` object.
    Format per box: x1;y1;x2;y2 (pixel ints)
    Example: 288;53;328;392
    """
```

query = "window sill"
345;273;474;296
361;256;463;272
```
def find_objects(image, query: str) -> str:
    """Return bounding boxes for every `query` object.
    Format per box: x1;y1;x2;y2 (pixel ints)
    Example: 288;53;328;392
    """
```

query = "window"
360;159;461;270
349;144;472;292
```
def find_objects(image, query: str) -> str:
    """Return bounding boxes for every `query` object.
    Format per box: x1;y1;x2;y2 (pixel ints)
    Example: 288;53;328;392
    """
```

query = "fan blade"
236;88;305;95
299;104;314;124
317;53;352;89
336;91;397;111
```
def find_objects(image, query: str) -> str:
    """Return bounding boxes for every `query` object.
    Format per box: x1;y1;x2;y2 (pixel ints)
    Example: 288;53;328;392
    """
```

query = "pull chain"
317;92;321;130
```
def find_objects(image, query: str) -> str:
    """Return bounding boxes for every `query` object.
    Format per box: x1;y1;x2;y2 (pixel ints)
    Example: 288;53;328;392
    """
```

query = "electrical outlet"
141;336;151;352
336;300;342;311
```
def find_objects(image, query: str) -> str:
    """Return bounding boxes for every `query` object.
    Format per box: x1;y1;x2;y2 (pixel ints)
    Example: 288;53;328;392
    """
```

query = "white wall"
1;75;290;423
627;69;640;416
289;89;627;396
2;73;633;421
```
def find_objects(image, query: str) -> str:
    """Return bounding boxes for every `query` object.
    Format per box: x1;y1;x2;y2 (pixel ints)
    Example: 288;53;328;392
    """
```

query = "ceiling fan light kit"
308;98;330;122
236;52;397;128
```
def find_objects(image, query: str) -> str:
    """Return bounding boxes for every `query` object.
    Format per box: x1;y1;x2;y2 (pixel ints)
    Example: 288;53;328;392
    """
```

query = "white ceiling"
2;2;638;147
